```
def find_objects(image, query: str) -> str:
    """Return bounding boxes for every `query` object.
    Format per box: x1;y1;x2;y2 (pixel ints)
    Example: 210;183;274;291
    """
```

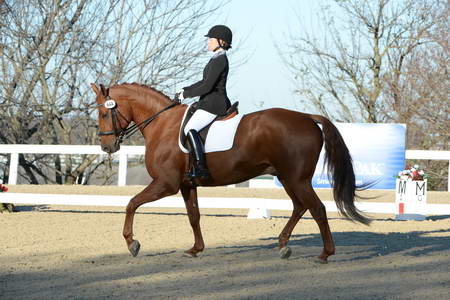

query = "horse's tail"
309;115;371;225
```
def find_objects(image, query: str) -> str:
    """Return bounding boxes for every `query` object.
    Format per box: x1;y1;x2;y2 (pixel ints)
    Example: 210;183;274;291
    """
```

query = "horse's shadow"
426;215;450;221
215;228;450;262
18;208;249;218
13;205;51;211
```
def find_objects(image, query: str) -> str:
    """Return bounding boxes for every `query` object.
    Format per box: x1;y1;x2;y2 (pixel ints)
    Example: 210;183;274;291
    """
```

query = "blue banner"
276;123;406;190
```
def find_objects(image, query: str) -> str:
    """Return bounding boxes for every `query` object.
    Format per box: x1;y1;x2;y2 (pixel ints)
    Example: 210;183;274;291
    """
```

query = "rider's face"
207;38;219;51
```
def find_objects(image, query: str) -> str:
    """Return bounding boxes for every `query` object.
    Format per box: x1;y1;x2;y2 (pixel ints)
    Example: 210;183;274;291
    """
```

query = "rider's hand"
174;90;184;103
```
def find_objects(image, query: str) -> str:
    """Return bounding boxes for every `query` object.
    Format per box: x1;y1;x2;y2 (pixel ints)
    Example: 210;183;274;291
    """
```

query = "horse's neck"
110;85;183;143
116;87;171;125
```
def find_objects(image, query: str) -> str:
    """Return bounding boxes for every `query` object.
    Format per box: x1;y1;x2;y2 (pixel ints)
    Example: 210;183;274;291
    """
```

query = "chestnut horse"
91;82;370;263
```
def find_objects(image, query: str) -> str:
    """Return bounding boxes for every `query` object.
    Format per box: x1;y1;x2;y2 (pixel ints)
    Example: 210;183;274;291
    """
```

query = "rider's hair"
219;39;231;50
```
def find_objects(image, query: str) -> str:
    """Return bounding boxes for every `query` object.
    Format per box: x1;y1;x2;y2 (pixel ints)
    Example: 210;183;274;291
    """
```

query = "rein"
97;96;179;145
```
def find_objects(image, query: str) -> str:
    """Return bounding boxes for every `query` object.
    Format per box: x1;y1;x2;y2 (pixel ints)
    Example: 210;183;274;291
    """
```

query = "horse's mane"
111;82;171;101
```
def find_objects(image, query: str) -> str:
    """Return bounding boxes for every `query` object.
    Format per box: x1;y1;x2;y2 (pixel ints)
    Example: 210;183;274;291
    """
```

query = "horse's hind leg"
279;180;335;263
123;180;177;257
300;182;335;263
278;179;307;259
180;185;205;257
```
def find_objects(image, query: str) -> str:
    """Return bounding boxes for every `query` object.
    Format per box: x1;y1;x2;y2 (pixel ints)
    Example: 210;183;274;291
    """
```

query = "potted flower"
0;183;15;213
397;164;428;181
395;165;428;220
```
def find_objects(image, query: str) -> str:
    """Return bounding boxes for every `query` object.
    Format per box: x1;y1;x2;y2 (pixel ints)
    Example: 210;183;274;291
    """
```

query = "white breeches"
184;109;217;135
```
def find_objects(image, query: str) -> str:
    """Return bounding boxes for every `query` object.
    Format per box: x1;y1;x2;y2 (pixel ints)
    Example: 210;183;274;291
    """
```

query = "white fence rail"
1;145;450;191
3;193;450;216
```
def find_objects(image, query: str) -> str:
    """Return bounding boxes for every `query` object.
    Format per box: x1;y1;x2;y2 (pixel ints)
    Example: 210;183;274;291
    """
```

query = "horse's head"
91;83;132;154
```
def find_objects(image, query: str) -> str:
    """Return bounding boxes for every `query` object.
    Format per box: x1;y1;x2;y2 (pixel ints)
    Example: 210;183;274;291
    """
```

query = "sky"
213;0;324;114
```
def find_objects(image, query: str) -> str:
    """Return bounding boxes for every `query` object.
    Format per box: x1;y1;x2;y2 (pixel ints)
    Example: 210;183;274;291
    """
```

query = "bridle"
97;95;179;145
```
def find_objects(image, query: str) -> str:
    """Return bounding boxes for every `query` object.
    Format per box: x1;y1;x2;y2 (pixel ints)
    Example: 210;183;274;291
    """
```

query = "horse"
90;82;370;263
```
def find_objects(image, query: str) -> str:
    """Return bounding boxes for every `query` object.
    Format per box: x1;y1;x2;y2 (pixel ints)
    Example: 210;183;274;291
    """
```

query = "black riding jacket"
183;51;231;116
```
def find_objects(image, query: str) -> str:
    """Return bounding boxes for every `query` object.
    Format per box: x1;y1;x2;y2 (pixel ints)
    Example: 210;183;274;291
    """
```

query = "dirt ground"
1;186;449;299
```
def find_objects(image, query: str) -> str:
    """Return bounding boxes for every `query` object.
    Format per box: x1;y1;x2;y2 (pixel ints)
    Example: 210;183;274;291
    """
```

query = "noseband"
97;96;179;145
97;97;130;138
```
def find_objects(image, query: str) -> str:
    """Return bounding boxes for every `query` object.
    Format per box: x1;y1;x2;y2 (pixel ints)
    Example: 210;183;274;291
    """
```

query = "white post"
8;152;19;185
118;152;127;186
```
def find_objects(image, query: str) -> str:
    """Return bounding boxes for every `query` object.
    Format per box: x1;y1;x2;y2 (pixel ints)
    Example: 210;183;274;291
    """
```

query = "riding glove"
174;90;184;103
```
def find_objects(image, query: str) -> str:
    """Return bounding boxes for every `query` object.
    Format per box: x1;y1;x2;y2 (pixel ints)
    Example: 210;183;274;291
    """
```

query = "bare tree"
0;0;225;184
282;0;449;189
1;0;94;184
383;4;449;190
383;3;449;147
283;0;443;122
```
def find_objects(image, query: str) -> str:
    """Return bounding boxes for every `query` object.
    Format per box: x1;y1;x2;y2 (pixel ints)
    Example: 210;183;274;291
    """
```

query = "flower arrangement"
0;183;15;213
397;164;428;181
0;184;8;193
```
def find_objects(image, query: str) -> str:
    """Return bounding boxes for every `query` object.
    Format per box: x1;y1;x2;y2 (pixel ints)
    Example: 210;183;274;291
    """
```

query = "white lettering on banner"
353;161;384;176
315;178;362;185
316;178;330;185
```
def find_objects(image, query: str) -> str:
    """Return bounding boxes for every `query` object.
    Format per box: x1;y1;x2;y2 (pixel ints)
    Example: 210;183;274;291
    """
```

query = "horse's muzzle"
101;143;120;154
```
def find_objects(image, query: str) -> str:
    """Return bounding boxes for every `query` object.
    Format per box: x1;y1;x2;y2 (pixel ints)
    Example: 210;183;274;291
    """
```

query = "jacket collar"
210;49;226;59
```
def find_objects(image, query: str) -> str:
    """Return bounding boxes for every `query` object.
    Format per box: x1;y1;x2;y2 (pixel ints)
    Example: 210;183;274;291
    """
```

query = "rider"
175;25;232;179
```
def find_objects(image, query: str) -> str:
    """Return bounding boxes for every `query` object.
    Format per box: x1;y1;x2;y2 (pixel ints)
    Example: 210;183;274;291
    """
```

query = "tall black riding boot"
186;129;210;179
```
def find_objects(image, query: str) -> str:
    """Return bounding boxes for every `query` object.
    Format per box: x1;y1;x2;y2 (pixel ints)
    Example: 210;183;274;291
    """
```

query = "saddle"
180;102;239;149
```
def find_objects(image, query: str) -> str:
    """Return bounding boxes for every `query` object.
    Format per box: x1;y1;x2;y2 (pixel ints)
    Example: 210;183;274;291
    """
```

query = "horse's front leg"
180;185;205;257
123;180;177;257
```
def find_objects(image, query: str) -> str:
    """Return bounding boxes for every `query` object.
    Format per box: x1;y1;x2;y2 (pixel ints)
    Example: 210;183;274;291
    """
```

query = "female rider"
175;25;232;179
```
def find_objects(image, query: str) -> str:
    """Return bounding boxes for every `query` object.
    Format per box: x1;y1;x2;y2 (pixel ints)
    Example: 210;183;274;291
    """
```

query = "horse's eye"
102;112;108;119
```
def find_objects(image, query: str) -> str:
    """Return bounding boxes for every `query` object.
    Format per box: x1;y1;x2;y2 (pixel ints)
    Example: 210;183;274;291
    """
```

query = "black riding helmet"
205;25;232;48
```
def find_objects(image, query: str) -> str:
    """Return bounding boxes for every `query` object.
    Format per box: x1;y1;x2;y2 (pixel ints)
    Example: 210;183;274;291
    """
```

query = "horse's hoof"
128;240;141;257
279;247;292;259
182;251;197;258
313;257;328;264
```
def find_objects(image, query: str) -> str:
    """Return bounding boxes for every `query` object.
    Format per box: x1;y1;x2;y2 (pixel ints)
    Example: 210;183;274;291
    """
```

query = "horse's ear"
90;83;100;95
99;84;109;97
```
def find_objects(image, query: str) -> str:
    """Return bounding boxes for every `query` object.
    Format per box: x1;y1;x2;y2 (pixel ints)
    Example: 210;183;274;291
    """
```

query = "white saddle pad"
178;105;243;153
